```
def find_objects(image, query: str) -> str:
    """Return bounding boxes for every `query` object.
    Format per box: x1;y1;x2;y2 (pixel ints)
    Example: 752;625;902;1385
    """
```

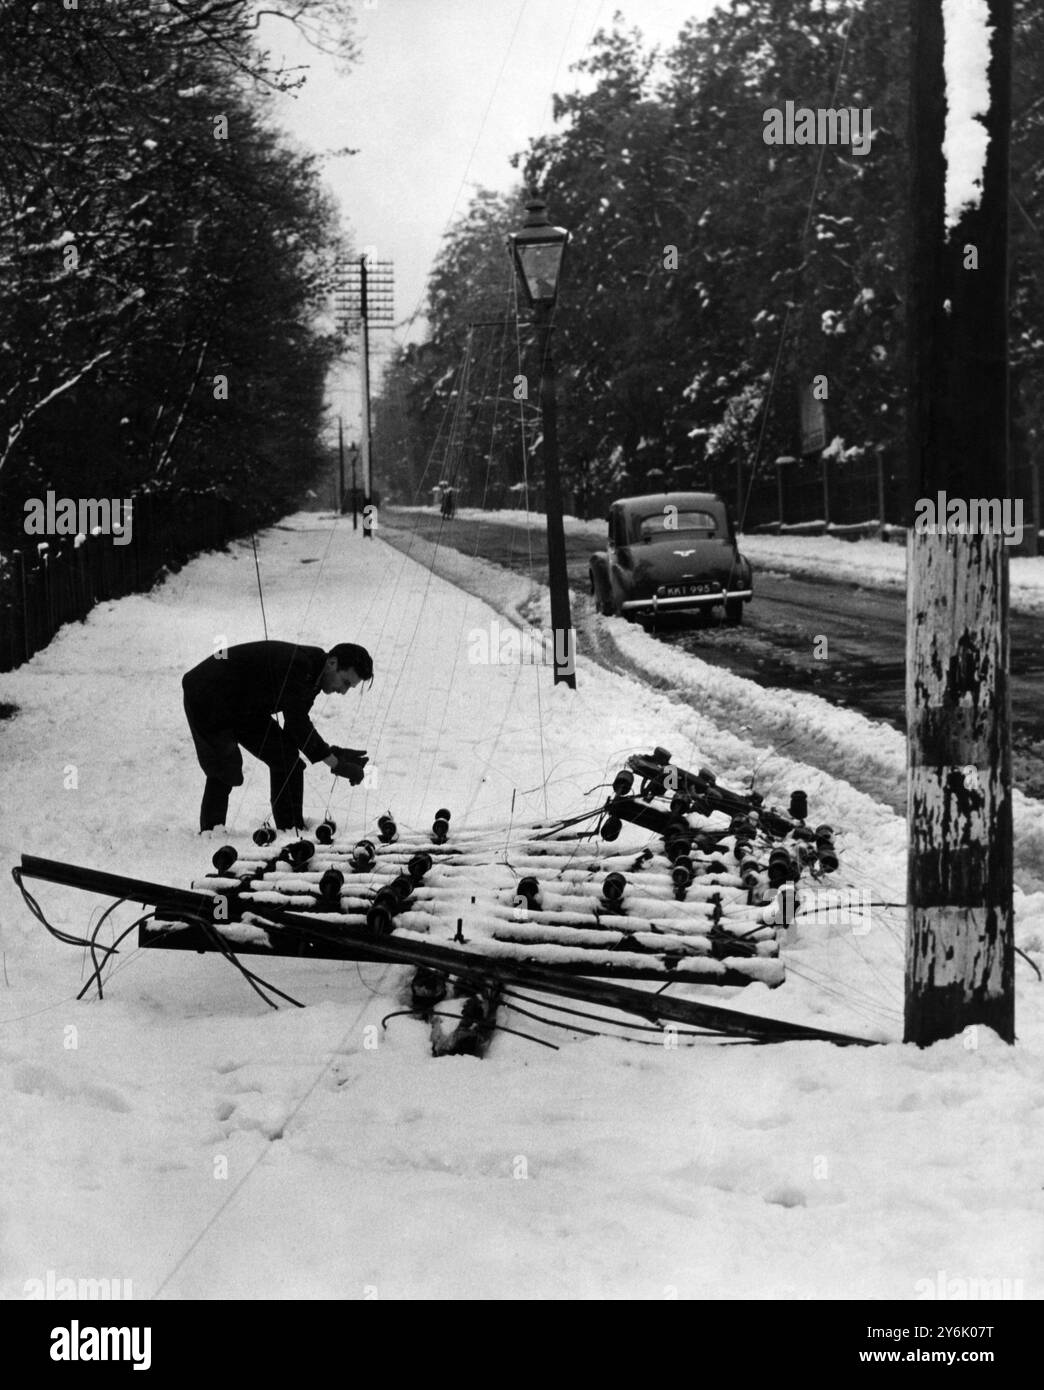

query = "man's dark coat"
182;640;333;763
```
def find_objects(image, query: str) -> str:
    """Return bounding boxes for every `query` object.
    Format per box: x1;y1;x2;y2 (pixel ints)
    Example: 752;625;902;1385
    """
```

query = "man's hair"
328;642;373;683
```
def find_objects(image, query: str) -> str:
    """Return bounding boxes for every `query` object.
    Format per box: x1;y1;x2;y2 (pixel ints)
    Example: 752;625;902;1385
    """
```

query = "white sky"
261;0;720;437
941;0;992;231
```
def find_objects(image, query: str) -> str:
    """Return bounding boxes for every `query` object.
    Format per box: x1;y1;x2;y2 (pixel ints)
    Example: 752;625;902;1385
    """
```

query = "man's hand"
329;751;367;784
327;745;368;766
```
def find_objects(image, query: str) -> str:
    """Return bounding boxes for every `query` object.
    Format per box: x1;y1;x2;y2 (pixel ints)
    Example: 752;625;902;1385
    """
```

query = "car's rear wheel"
590;569;615;616
724;598;744;625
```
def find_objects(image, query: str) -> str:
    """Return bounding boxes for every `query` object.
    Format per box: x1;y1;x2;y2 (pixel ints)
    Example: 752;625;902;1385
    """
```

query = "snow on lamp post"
508;196;576;689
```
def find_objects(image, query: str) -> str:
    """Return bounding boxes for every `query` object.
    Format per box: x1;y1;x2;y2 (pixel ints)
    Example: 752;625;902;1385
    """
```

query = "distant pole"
775;456;795;529
821;454;830;528
359;256;373;539
337;416;345;514
334;252;393;536
351;445;359;531
14;549;29;662
905;0;1014;1046
735;456;743;524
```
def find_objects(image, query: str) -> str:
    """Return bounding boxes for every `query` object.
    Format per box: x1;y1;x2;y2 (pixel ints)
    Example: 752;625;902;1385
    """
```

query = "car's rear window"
636;510;719;541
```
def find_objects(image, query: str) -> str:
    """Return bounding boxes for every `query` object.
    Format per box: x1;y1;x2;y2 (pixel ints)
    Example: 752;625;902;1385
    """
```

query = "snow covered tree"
378;0;1044;525
0;0;355;547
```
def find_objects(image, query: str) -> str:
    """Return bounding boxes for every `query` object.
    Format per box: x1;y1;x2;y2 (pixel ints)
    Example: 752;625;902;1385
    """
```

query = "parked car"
589;491;753;623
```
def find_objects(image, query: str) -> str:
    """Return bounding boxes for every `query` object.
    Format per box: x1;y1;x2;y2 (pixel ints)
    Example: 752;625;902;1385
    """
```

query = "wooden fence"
0;491;238;672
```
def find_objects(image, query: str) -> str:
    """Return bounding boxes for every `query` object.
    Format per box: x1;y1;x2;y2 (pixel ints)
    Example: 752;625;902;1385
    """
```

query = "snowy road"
1;514;1042;1300
383;508;1044;798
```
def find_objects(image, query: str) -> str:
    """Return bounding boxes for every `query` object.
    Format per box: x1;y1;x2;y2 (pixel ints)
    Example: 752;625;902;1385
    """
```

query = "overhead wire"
338;0;598;837
416;271;558;828
411;328;481;816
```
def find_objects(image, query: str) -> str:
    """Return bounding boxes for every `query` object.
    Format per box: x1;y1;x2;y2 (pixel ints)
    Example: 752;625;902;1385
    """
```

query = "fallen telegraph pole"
15;747;885;1049
15;852;873;1046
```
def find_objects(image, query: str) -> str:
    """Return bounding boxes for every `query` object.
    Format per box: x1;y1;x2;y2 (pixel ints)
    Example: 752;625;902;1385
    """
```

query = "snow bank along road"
1;513;1042;1300
381;507;1044;894
384;507;1044;801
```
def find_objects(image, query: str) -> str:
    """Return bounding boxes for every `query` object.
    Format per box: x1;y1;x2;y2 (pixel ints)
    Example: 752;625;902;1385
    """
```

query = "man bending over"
182;640;373;832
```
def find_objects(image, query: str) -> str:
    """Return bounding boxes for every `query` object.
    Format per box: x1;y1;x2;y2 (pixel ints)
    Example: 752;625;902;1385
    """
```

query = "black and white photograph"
0;0;1041;1343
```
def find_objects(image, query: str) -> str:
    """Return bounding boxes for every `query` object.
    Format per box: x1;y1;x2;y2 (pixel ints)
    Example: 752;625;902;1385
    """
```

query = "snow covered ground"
1;513;1042;1300
406;505;1044;614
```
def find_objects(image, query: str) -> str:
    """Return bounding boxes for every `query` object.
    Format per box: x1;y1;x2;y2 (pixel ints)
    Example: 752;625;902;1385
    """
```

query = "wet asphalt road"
382;508;1044;798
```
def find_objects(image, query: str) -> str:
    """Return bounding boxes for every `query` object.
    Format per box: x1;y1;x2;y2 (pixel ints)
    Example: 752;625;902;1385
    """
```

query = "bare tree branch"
0;350;114;475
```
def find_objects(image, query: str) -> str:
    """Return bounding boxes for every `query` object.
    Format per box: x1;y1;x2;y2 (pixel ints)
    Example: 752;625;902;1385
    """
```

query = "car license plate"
660;582;715;597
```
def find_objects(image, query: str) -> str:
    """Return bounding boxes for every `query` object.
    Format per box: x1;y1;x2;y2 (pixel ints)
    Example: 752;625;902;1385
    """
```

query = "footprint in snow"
214;1094;291;1142
12;1062;130;1112
765;1185;808;1208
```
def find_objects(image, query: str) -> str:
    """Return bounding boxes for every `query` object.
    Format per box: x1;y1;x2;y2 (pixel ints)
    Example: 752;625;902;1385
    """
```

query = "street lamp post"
508;195;576;690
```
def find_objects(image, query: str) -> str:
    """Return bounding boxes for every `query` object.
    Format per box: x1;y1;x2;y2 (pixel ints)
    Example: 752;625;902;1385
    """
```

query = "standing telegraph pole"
335;254;394;538
359;258;373;533
905;0;1014;1045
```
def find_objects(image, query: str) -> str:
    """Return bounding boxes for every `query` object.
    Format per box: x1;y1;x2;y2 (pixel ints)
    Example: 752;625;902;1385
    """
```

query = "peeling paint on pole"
906;529;1013;1042
905;0;1014;1046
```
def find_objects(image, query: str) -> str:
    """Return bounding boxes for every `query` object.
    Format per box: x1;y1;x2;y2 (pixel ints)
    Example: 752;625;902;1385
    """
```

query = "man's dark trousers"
183;697;305;831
